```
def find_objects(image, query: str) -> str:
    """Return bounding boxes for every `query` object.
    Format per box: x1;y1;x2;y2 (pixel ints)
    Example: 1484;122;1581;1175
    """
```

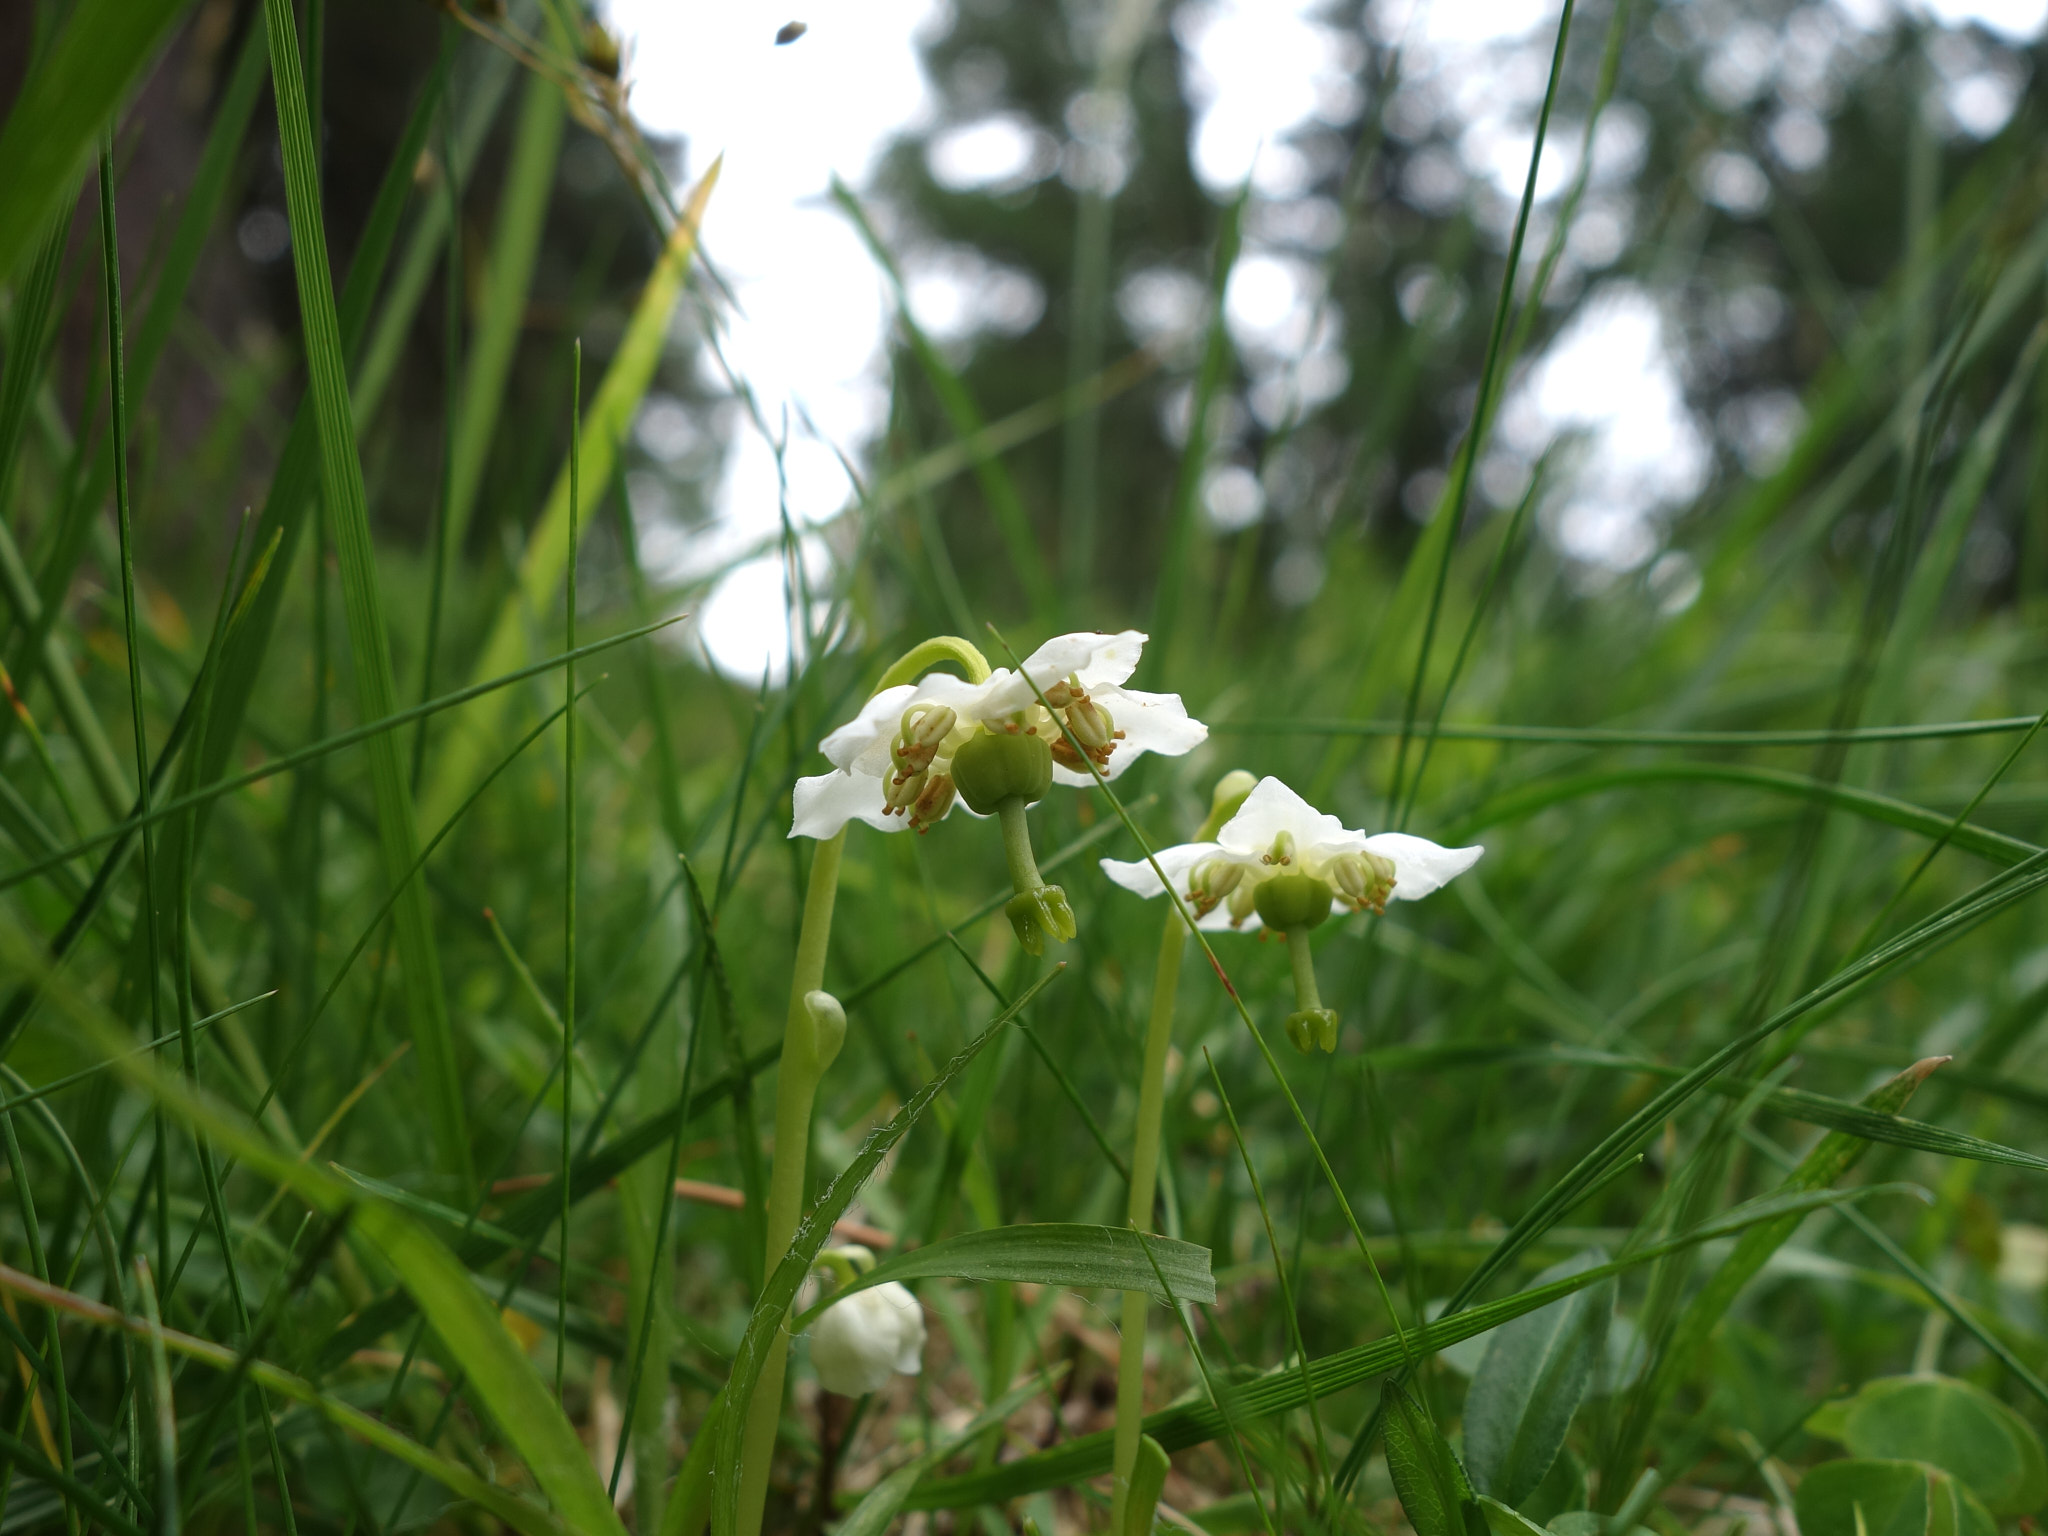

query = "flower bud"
803;990;846;1075
1252;873;1334;932
908;772;956;833
1188;857;1245;919
808;1281;925;1396
951;729;1054;814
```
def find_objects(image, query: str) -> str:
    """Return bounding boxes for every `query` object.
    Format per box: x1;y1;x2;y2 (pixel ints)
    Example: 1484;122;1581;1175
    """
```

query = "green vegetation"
3;0;2048;1533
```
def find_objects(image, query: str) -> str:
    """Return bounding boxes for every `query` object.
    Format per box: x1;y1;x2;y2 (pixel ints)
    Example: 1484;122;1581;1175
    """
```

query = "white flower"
1099;776;1483;931
790;630;1207;839
807;1282;926;1396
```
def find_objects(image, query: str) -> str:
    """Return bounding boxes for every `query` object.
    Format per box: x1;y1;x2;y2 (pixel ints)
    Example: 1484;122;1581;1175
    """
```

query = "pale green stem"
996;797;1044;892
1286;929;1322;1014
1110;780;1247;1528
1111;913;1186;1531
734;827;842;1536
732;636;988;1536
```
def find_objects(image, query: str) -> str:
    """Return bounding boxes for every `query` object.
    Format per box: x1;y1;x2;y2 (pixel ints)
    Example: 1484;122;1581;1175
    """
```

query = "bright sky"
603;0;2039;677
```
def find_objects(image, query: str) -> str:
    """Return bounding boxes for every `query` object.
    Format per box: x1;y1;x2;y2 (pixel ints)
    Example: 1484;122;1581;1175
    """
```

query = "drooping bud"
1188;857;1245;919
802;990;847;1075
908;773;957;833
1261;831;1297;867
1327;850;1398;914
809;1281;926;1396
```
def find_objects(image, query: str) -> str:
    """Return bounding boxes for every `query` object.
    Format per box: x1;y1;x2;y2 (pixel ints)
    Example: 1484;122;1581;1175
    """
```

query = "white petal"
791;771;907;839
818;685;917;772
1362;833;1484;901
1098;841;1220;899
1215;777;1349;856
1028;629;1147;689
877;1283;927;1375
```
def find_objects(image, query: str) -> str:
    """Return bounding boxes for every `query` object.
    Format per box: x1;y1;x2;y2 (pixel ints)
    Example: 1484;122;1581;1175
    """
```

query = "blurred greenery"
3;0;2048;1532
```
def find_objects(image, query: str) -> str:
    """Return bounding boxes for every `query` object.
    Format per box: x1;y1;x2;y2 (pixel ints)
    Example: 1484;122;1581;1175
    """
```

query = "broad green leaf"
1382;1379;1482;1536
792;1224;1214;1328
0;0;195;282
1463;1250;1612;1505
1840;1376;2048;1516
1475;1496;1548;1536
1796;1460;1998;1536
904;1182;1919;1509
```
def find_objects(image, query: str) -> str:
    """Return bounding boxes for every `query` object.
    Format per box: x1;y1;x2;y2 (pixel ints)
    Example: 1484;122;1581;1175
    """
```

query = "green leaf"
0;0;195;282
1382;1380;1482;1536
1795;1460;1998;1536
1122;1435;1171;1536
260;0;469;1184
1462;1250;1612;1506
904;1182;1918;1509
1839;1376;2048;1516
792;1224;1213;1328
1475;1496;1549;1536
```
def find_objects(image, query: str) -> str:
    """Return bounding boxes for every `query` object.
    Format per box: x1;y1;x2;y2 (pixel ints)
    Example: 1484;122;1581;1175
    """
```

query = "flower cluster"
789;631;1205;840
1100;778;1482;932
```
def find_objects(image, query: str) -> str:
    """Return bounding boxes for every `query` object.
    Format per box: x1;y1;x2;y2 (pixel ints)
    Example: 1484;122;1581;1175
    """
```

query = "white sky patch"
1496;284;1709;574
603;0;943;680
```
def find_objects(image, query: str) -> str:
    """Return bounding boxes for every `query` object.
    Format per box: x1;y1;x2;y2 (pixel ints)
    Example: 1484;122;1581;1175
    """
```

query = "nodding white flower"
789;630;1206;841
807;1282;927;1397
1099;777;1483;933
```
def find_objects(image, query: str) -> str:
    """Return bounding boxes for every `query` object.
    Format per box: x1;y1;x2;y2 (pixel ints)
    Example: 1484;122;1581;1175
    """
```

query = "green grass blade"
260;0;470;1186
423;163;719;826
0;0;195;282
444;68;565;553
791;1225;1213;1329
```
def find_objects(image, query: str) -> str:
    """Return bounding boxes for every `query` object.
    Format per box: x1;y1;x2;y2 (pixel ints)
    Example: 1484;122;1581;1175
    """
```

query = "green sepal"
1285;1008;1338;1054
953;730;1054;814
1253;873;1335;932
1005;886;1076;955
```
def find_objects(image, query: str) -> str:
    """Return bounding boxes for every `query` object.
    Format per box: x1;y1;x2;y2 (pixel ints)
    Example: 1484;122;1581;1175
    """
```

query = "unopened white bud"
808;1281;925;1396
803;990;846;1074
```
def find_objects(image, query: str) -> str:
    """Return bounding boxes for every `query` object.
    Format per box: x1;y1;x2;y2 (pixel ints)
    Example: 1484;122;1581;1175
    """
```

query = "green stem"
1286;930;1322;1014
996;798;1044;892
733;634;990;1536
1110;777;1248;1529
1111;913;1186;1530
735;828;842;1536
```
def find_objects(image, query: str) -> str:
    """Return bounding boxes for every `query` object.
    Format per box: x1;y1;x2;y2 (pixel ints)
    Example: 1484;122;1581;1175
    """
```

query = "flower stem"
995;797;1043;893
1110;776;1250;1529
1287;929;1322;1014
732;636;990;1536
1111;911;1186;1530
734;827;843;1536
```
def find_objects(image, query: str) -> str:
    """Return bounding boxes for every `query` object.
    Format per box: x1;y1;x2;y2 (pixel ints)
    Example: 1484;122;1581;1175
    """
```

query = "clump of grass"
2;2;2048;1534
